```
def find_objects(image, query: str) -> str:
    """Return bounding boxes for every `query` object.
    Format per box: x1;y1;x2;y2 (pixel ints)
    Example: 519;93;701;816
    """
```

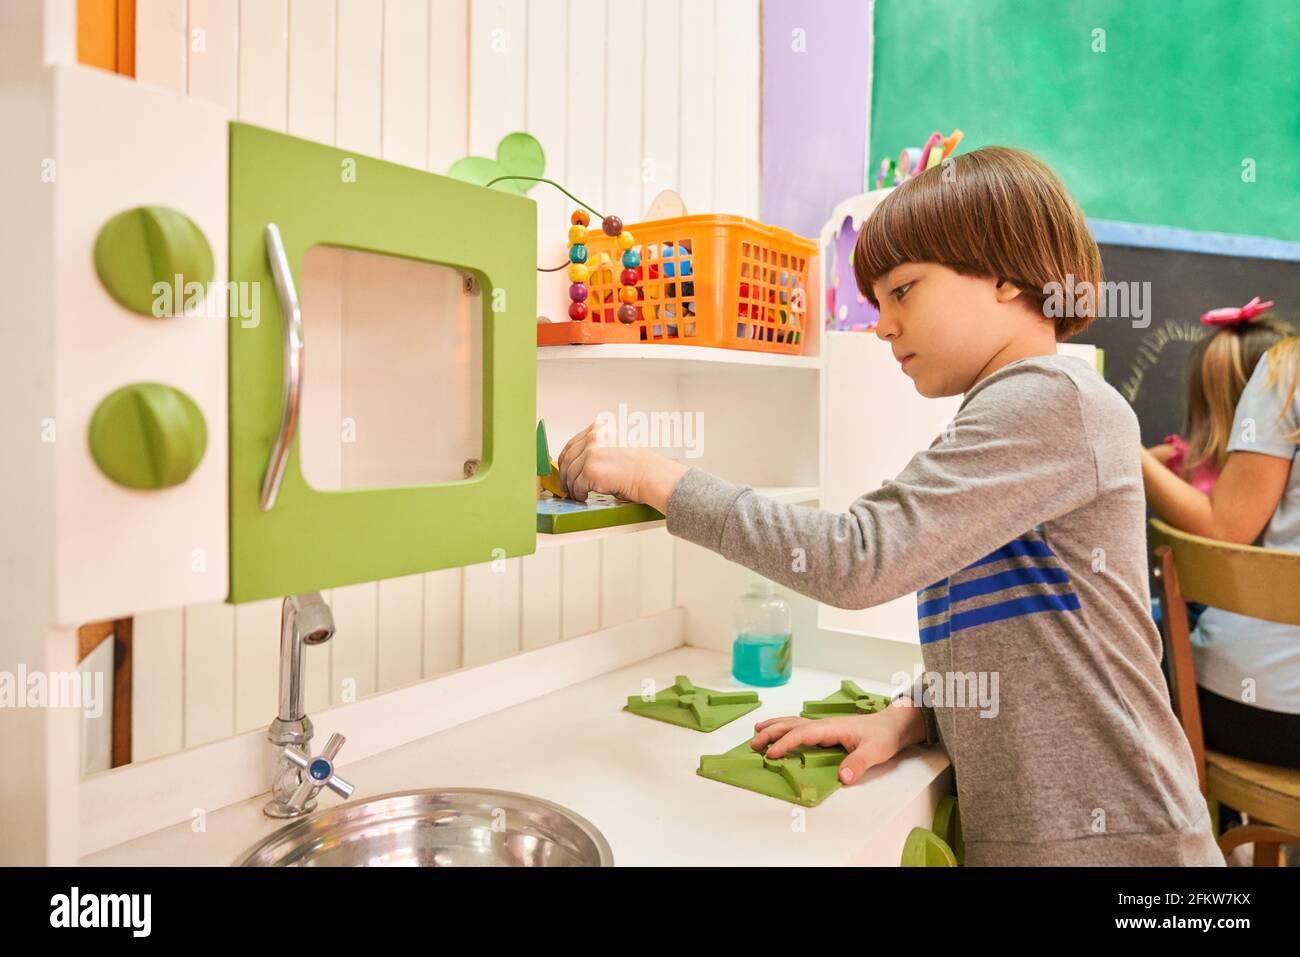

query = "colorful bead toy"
570;213;640;324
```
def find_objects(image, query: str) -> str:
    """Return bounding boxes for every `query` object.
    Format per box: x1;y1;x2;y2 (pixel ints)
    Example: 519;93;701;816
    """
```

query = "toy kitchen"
3;0;1122;872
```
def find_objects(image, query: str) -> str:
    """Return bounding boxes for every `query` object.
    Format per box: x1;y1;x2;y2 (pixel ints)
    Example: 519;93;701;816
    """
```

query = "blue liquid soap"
732;631;793;687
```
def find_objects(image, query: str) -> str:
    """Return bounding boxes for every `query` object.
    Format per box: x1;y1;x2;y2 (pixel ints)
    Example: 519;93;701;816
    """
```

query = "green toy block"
624;675;759;732
536;420;552;476
799;679;892;719
900;827;958;867
932;794;965;865
698;738;848;807
537;496;663;534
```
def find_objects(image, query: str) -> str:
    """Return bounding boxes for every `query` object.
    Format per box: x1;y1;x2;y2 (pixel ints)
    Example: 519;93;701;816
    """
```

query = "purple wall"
761;0;873;239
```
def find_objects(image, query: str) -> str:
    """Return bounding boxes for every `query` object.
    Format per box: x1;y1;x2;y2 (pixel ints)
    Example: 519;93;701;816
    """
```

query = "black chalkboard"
1074;245;1300;447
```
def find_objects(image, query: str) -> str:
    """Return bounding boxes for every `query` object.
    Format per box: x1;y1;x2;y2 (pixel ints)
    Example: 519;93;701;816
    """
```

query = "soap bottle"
731;579;792;686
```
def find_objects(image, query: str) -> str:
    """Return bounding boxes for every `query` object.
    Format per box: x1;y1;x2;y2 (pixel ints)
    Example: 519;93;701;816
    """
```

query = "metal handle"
261;223;304;511
281;733;354;814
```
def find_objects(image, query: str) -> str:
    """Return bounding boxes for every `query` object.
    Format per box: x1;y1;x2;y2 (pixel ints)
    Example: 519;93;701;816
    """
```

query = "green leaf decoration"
447;132;545;194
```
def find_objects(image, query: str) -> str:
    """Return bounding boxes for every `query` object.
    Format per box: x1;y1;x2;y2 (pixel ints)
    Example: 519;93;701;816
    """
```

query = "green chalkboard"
870;0;1300;243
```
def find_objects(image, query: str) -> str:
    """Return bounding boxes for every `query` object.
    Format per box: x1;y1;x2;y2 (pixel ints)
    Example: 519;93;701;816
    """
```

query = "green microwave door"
228;123;536;603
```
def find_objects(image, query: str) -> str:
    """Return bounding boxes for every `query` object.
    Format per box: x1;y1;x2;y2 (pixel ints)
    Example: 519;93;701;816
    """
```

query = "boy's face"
870;262;1046;397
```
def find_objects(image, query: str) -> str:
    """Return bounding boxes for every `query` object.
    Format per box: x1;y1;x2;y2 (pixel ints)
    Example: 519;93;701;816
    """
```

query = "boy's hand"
750;708;916;785
556;422;688;512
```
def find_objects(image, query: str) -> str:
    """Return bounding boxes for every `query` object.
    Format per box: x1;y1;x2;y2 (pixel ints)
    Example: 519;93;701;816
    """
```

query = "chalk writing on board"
1118;320;1205;403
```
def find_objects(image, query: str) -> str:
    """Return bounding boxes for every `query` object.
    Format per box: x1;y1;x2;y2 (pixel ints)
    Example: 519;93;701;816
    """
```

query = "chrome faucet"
264;593;354;818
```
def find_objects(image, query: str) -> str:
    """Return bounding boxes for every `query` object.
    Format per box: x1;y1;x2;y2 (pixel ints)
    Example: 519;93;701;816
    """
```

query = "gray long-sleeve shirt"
665;353;1223;866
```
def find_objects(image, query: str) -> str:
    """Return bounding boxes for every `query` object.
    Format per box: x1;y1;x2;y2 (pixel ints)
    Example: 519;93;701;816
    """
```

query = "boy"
557;147;1223;866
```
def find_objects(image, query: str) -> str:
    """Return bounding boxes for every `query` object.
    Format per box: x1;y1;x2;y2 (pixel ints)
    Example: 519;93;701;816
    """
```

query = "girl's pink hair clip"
1200;296;1275;326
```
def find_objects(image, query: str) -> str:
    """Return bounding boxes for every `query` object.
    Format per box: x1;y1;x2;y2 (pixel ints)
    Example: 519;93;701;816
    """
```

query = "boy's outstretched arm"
558;365;1101;611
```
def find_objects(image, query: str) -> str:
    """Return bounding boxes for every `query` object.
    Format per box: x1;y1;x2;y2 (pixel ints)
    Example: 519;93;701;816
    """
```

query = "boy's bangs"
853;173;982;307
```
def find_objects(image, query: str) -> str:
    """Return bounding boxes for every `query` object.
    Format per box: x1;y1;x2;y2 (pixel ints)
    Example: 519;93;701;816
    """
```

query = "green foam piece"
623;675;759;732
932;794;965;865
799;679;892;719
900;827;958;867
698;738;848;807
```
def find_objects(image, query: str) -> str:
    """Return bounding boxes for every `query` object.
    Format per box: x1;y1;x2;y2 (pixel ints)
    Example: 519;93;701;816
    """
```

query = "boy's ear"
994;277;1025;303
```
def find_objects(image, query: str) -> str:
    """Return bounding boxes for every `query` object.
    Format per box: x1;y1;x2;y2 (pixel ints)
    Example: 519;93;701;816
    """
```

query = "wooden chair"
1149;518;1300;865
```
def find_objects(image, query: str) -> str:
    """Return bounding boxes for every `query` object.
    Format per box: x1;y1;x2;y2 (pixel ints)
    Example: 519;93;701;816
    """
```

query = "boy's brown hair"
854;146;1103;340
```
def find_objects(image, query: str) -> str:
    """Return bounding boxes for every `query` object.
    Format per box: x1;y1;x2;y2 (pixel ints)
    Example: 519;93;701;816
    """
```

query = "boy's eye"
891;282;915;302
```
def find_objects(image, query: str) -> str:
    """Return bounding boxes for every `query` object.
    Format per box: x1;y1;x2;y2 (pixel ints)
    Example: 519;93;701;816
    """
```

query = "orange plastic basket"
577;214;816;354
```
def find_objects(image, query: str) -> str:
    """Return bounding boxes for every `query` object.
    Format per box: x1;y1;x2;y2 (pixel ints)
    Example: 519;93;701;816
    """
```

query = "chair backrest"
1149;518;1300;794
1149;519;1300;625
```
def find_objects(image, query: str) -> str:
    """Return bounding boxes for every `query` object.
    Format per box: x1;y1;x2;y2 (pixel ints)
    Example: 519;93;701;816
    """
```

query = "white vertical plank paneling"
287;0;336;144
183;601;235;747
330;583;378;704
377;575;425;691
637;527;675;617
560;540;600;639
602;0;643;222
422;568;464;676
187;0;238;110
135;0;187;93
233;598;281;732
520;549;562;650
382;0;430;168
237;0;288;129
713;0;758;217
131;608;184;761
525;0;568;321
599;536;640;630
462;560;522;666
335;0;383;154
640;0;680;214
677;0;715;212
468;0;527;155
428;0;470;174
564;0;604;208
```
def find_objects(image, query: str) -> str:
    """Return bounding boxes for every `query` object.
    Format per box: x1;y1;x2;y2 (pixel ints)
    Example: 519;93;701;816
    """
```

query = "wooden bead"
602;215;623;236
569;283;588;302
619;285;638;305
617;303;637;324
621;249;640;268
620;267;639;285
570;210;590;227
617;230;635;251
568;224;587;244
569;263;590;283
569;301;589;321
568;244;588;264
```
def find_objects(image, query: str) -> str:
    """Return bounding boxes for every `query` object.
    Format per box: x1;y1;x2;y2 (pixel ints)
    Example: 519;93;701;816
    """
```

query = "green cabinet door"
228;123;536;603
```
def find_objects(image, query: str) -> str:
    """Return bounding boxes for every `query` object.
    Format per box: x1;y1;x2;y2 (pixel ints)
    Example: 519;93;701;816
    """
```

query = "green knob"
88;383;208;490
93;205;214;317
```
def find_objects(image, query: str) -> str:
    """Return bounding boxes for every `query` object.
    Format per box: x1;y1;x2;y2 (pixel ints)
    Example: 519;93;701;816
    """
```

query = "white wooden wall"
117;0;761;764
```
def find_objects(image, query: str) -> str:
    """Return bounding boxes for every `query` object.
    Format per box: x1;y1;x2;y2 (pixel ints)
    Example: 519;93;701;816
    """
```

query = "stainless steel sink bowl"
234;788;614;867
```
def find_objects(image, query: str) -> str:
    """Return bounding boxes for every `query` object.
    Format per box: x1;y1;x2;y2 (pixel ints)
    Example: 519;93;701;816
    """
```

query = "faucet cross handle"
281;732;355;814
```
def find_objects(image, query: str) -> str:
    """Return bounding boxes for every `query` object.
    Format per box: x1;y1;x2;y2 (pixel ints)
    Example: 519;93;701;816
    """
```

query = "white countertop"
84;646;951;866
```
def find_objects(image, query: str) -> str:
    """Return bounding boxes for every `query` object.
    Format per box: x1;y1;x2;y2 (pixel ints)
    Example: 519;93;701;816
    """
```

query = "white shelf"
537;343;822;372
534;485;820;547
